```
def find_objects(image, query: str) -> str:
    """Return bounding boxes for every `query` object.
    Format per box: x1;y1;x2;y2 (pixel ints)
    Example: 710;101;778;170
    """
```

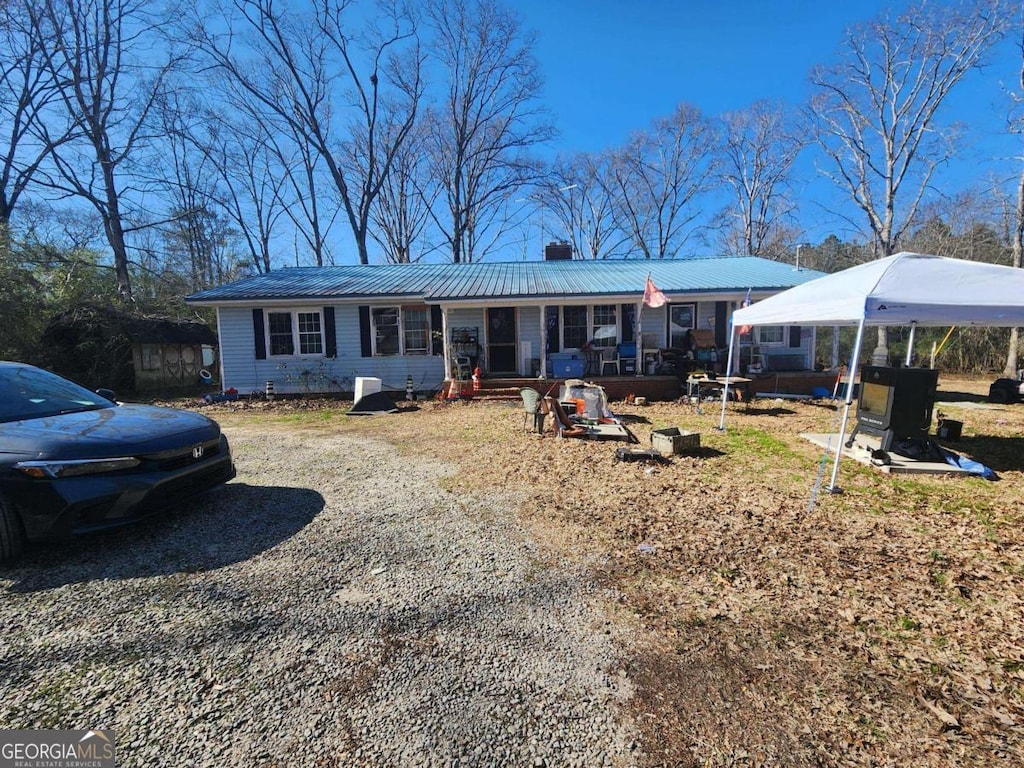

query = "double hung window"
562;306;589;350
758;326;785;345
372;306;431;356
267;310;323;357
592;305;618;348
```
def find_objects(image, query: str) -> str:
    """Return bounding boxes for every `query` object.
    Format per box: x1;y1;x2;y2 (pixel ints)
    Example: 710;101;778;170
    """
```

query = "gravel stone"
0;428;640;767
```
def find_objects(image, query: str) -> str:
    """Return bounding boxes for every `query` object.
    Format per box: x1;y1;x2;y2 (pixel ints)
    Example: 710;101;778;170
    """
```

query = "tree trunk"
101;160;133;302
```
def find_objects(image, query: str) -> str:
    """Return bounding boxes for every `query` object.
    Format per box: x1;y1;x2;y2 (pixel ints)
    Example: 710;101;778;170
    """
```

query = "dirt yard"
202;376;1023;767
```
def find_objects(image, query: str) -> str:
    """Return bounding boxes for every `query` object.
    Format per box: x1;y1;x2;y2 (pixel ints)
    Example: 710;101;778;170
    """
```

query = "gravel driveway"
0;427;640;767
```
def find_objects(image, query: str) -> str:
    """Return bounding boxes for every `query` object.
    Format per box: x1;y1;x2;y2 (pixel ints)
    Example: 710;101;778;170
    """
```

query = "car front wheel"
0;494;24;565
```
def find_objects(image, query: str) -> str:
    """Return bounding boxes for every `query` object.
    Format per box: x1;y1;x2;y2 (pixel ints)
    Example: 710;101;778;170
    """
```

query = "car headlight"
14;457;141;479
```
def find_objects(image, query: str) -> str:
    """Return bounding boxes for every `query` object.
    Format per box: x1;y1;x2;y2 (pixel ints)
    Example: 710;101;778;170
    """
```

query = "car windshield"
0;365;115;423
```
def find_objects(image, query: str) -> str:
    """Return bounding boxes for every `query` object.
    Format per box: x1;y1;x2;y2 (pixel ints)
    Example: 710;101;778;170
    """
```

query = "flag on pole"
643;274;667;308
737;288;752;335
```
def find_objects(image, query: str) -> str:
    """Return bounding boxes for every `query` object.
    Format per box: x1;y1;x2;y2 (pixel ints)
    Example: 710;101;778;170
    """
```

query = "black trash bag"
891;435;944;462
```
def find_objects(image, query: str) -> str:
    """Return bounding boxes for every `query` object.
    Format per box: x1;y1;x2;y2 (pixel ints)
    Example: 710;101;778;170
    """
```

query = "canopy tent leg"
717;322;738;431
827;316;866;493
905;322;916;367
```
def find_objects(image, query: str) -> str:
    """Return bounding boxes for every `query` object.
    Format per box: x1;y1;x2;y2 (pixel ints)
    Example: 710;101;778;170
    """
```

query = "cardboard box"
651;427;700;455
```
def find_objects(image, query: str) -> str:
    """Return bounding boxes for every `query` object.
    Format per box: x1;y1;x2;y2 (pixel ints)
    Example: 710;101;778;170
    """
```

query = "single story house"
184;257;826;396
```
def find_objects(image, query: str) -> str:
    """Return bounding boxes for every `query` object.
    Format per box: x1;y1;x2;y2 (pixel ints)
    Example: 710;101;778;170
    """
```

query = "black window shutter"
621;304;636;343
253;309;266;360
714;302;727;348
431;305;443;355
323;306;336;358
789;326;802;347
359;306;372;357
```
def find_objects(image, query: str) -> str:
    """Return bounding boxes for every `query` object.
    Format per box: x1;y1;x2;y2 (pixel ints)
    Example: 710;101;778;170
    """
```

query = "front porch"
470;370;841;403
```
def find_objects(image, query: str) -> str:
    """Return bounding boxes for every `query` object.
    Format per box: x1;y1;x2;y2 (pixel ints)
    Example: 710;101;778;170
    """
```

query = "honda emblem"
192;444;204;460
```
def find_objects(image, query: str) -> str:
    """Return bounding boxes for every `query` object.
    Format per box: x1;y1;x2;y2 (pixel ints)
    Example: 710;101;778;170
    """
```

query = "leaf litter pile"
201;377;1022;767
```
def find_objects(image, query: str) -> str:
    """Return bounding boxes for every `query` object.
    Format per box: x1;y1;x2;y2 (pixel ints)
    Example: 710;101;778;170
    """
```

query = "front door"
486;307;517;375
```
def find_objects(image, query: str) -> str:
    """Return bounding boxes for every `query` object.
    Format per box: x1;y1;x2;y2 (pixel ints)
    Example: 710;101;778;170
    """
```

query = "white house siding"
216;304;445;395
517;306;542;376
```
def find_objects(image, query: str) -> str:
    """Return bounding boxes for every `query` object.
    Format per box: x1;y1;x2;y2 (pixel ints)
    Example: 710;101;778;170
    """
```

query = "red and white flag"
643;275;667;308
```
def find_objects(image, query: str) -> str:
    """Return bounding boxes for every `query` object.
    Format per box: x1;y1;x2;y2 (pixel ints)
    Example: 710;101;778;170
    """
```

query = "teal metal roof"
186;257;826;304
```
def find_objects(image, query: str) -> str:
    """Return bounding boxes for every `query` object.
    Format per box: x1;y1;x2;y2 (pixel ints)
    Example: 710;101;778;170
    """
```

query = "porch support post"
442;308;451;381
539;303;548;379
635;300;643;376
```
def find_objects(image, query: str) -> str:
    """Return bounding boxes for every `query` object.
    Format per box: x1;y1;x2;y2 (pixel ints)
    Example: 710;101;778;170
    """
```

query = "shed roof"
185;257;825;305
45;304;218;345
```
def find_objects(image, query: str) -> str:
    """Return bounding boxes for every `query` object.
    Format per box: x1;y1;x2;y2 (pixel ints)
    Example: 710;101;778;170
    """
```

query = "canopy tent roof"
730;252;1024;328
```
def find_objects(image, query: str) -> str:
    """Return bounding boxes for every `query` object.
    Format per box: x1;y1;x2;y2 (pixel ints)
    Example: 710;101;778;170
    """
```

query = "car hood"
0;404;221;460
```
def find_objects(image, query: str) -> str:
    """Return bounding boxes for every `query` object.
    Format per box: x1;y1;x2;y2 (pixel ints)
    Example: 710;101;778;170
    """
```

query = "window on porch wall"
758;326;785;345
563;306;588;349
592;304;618;348
668;303;696;348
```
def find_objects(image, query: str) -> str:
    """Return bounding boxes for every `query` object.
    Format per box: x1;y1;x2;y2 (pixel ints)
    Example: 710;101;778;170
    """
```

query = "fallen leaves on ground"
191;376;1023;767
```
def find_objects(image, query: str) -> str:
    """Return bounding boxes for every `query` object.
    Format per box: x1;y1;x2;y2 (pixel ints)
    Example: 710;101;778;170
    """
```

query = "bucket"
937;419;962;441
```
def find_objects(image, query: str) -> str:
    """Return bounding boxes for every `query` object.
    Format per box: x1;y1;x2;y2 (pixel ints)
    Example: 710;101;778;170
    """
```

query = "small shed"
39;304;218;393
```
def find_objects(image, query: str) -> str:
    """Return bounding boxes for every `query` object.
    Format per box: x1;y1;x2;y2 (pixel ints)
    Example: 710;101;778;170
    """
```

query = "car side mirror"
95;388;117;402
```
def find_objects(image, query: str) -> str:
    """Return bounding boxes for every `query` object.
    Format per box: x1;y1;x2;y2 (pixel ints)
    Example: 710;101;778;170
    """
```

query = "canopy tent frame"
715;252;1024;492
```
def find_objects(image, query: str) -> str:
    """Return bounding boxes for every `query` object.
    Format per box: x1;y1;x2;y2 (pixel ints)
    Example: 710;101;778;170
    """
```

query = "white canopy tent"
717;252;1024;491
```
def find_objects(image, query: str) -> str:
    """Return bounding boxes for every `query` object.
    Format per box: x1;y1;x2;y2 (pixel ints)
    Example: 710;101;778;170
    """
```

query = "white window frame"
265;309;324;358
757;326;786;346
402;307;430;356
667;303;696;348
591;304;618;349
562;306;589;350
556;305;626;350
372;305;433;356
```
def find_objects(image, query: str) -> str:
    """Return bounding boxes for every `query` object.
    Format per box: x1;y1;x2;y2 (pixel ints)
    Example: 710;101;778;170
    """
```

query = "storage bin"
548;353;584;378
651;427;700;455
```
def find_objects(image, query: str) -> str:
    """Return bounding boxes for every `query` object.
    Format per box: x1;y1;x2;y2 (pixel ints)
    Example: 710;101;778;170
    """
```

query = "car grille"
151;438;223;471
137;460;235;514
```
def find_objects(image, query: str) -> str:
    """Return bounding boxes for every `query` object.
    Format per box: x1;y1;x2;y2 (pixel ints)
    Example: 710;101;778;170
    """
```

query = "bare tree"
0;0;69;244
423;0;553;263
370;119;436;262
811;0;1008;362
153;88;242;290
203;116;288;274
718;100;804;257
31;0;178;302
605;104;717;259
189;0;423;265
270;129;338;267
539;152;626;259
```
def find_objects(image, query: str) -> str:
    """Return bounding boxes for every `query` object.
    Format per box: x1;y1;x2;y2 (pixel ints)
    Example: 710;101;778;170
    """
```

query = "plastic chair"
519;387;545;433
599;348;620;375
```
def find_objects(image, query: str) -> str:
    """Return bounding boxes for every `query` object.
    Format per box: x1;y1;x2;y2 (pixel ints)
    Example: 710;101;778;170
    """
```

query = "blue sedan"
0;361;235;563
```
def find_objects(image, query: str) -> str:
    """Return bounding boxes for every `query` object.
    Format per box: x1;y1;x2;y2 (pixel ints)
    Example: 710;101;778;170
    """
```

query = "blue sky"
512;0;1021;251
